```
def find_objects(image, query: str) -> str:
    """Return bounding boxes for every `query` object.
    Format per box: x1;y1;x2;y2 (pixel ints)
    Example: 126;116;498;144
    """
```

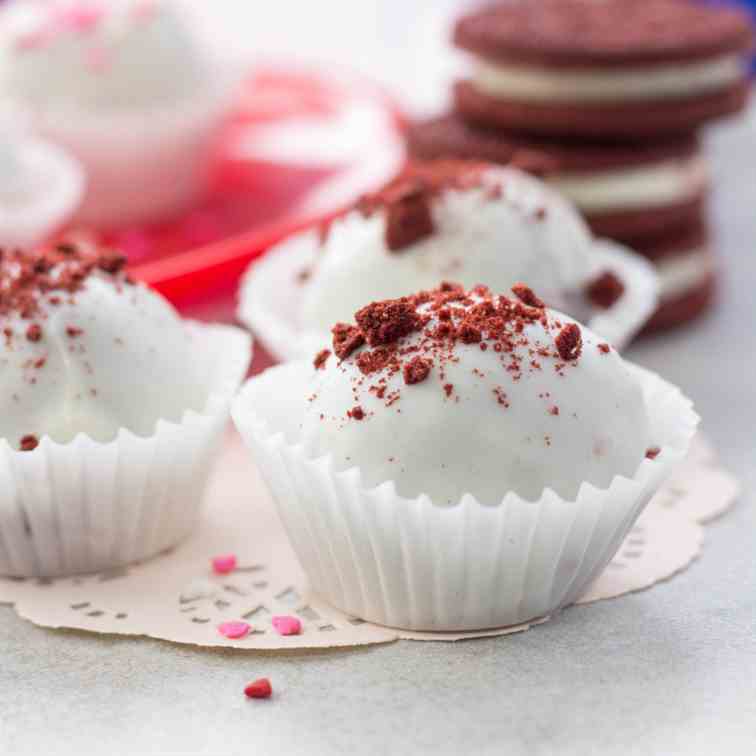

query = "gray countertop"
2;110;755;756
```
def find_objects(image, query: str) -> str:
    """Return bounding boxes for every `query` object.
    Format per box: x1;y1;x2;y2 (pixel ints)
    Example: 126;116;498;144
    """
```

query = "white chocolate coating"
0;271;208;447
301;167;594;332
298;295;652;504
0;135;83;249
472;54;745;104
1;0;208;112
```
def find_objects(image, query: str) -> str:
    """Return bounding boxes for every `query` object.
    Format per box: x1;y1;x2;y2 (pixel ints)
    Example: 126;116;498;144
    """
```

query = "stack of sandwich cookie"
631;222;715;333
408;117;707;243
452;0;752;138
408;0;754;333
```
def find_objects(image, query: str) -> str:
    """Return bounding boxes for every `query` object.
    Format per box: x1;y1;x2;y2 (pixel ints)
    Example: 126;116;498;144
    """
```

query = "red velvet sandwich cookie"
642;272;715;334
407;114;707;241
630;222;716;333
453;0;753;138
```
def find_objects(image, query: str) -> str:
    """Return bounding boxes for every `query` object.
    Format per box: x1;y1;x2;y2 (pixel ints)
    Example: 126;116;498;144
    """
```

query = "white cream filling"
473;55;744;103
657;248;713;301
547;156;709;213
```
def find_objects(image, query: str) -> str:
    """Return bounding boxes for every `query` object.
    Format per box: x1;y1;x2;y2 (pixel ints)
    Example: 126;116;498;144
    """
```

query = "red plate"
64;66;406;320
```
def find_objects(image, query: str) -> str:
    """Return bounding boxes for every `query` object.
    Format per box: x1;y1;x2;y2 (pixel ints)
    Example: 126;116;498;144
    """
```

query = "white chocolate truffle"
301;162;594;332
299;284;653;503
0;245;207;449
1;0;207;112
0;134;84;249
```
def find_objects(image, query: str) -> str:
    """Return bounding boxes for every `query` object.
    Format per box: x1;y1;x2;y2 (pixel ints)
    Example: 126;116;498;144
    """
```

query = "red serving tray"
65;67;406;321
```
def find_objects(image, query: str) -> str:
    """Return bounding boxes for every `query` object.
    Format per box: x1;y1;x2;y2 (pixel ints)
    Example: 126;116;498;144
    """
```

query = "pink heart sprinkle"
272;615;302;636
218;621;251;640
211;554;237;575
56;4;105;34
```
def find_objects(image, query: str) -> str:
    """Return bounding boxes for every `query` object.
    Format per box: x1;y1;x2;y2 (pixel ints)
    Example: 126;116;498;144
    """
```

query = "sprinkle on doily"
218;621;251;640
272;616;302;636
244;678;273;699
211;554;237;575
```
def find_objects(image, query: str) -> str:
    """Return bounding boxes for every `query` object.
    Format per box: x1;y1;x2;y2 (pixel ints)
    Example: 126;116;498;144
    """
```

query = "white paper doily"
0;432;739;648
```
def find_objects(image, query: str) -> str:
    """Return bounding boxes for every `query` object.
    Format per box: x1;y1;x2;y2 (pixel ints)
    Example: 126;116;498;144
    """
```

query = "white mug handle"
585;239;660;350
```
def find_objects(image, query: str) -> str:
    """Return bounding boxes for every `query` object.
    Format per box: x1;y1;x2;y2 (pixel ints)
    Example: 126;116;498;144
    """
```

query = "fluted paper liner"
0;322;251;579
238;230;659;363
232;361;698;631
0;429;736;647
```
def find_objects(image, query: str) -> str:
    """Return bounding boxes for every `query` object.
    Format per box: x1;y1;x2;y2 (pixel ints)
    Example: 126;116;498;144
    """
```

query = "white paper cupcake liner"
17;70;236;228
0;322;251;579
232;361;698;631
238;230;659;364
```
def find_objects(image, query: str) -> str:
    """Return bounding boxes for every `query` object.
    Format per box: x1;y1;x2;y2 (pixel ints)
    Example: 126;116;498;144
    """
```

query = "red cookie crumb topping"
356;160;488;252
25;323;42;342
19;434;39;452
348;405;366;421
597;343;611;354
317;218;333;247
493;387;510;407
511;283;545;309
403;356;432;385
356;346;394;375
645;446;661;460
332;323;365;360
314;283;589;423
586;271;625;310
0;244;131;322
313;349;331;370
385;184;434;252
96;251;127;275
66;326;83;338
555;323;582;362
355;299;425;346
